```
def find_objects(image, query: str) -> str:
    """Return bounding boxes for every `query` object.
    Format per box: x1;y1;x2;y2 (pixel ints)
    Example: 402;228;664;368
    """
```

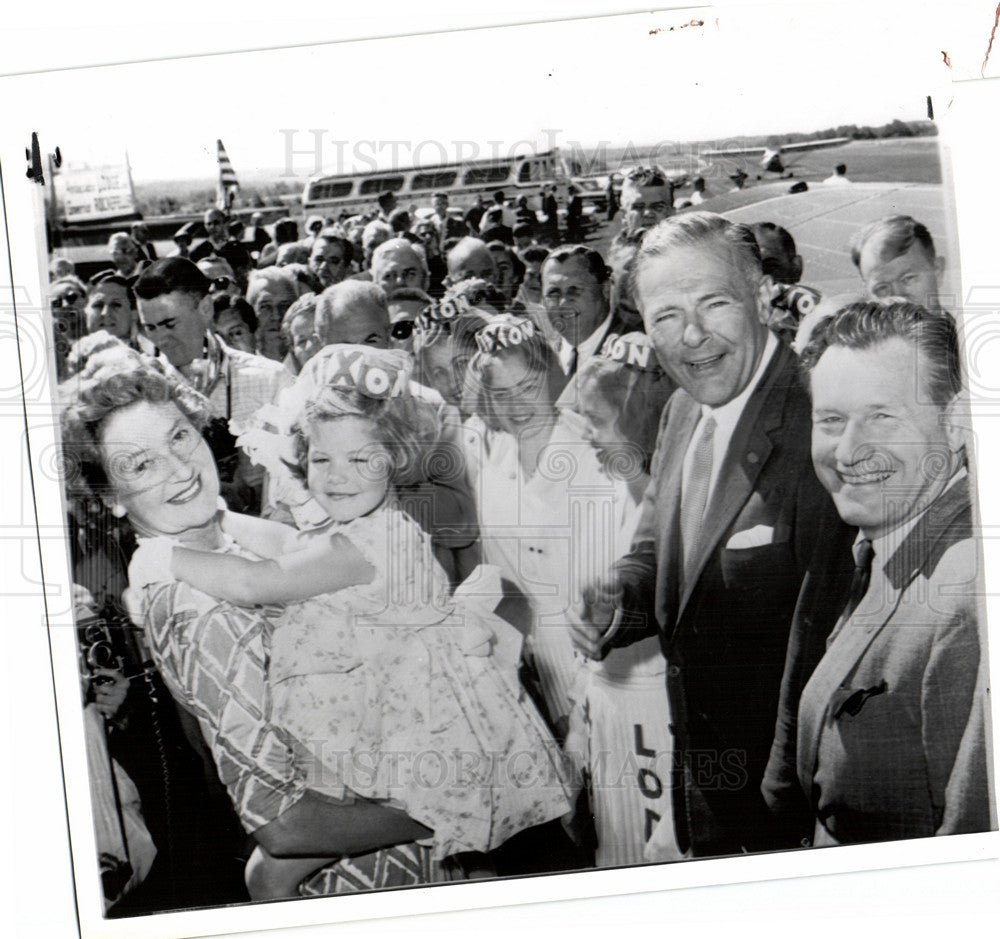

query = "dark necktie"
842;538;875;622
566;345;578;377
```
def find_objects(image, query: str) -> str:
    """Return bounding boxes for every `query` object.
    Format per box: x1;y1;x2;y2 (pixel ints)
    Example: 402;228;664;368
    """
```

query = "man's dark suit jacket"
607;341;851;856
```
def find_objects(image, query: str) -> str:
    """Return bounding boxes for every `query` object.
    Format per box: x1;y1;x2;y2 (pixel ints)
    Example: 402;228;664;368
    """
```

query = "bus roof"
305;148;558;184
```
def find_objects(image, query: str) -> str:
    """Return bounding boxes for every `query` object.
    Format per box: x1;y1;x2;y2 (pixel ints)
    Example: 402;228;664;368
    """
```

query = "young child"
128;345;574;897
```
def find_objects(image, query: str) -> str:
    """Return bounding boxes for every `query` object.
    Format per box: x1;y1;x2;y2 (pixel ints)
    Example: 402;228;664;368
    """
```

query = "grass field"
698;137;942;191
584;137;953;300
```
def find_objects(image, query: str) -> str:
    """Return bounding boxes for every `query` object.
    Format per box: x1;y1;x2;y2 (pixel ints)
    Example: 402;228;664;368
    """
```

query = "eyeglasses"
52;292;82;309
209;276;237;294
390;320;416;341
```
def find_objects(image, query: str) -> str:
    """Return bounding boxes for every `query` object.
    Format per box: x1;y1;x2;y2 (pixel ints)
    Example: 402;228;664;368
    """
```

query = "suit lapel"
797;475;973;793
675;344;794;621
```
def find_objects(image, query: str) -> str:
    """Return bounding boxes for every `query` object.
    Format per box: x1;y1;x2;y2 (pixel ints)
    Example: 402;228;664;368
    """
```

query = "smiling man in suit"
573;211;849;858
763;299;993;846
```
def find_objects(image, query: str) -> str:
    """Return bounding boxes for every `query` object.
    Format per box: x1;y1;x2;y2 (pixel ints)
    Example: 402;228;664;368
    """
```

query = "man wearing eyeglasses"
540;244;617;377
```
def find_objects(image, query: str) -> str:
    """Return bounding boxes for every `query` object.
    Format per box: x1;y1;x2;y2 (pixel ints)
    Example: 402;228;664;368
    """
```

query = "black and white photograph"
1;3;998;938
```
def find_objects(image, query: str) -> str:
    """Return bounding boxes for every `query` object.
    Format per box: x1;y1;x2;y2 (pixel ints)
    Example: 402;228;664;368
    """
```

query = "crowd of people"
50;165;994;915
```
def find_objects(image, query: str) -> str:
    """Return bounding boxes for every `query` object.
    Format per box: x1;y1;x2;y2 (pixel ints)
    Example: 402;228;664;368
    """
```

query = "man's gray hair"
628;211;763;303
371;238;429;277
314;280;389;342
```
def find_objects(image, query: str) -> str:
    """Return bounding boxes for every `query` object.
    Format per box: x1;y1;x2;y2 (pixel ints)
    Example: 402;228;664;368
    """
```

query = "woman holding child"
59;339;574;898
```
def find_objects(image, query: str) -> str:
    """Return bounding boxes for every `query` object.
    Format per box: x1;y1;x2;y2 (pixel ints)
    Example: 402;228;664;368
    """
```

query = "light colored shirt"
556;310;614;375
681;329;778;507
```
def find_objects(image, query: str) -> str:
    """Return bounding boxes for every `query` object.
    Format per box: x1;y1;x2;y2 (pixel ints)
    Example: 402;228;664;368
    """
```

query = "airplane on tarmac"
702;136;850;175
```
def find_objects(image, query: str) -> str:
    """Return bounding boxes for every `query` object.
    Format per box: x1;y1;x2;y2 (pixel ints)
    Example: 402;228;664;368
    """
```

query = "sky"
4;4;951;184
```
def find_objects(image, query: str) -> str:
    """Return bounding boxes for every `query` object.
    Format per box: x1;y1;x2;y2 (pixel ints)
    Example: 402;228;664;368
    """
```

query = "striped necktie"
680;415;716;582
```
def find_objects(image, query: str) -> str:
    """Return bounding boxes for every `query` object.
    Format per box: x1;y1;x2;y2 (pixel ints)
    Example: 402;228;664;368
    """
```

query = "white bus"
302;149;580;216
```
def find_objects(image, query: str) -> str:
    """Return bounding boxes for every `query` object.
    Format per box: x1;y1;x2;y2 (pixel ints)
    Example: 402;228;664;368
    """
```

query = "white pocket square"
726;525;774;549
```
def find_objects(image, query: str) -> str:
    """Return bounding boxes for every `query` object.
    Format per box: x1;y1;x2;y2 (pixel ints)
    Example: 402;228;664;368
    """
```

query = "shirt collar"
578;310;614;357
860;465;968;568
700;328;779;436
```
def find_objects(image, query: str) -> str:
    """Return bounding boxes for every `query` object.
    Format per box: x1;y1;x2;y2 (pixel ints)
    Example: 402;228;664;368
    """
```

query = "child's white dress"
268;503;575;860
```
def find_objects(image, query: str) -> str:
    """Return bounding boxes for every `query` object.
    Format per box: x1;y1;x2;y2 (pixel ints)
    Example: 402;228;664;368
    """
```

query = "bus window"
308;179;354;201
410;170;458;191
359;175;406;195
462;164;512;186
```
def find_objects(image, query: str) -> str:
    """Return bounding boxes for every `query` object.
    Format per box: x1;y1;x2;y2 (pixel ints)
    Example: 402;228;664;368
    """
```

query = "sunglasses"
390;319;417;341
52;291;81;308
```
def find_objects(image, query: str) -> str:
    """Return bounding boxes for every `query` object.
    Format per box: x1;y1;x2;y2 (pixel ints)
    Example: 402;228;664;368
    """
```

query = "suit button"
800;837;812;848
747;452;759;464
668;665;681;677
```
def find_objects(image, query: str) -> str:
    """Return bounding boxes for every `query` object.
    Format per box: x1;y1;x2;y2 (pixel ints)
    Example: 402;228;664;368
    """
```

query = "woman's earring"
109;503;127;518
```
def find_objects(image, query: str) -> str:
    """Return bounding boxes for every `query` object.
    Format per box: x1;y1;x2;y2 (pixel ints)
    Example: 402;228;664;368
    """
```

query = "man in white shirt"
822;163;851;185
539;245;615;377
572;211;848;858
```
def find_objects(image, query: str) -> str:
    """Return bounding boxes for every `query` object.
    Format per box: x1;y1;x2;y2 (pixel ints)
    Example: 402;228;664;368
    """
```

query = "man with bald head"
572;212;848;859
191;207;233;263
445;236;497;289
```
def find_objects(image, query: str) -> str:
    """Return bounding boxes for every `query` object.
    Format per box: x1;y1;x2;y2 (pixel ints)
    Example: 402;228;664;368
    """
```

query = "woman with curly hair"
97;344;573;897
60;346;445;898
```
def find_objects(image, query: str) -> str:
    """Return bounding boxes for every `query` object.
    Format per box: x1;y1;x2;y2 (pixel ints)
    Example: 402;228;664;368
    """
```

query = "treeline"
134;178;302;218
578;120;938;172
761;119;938;146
